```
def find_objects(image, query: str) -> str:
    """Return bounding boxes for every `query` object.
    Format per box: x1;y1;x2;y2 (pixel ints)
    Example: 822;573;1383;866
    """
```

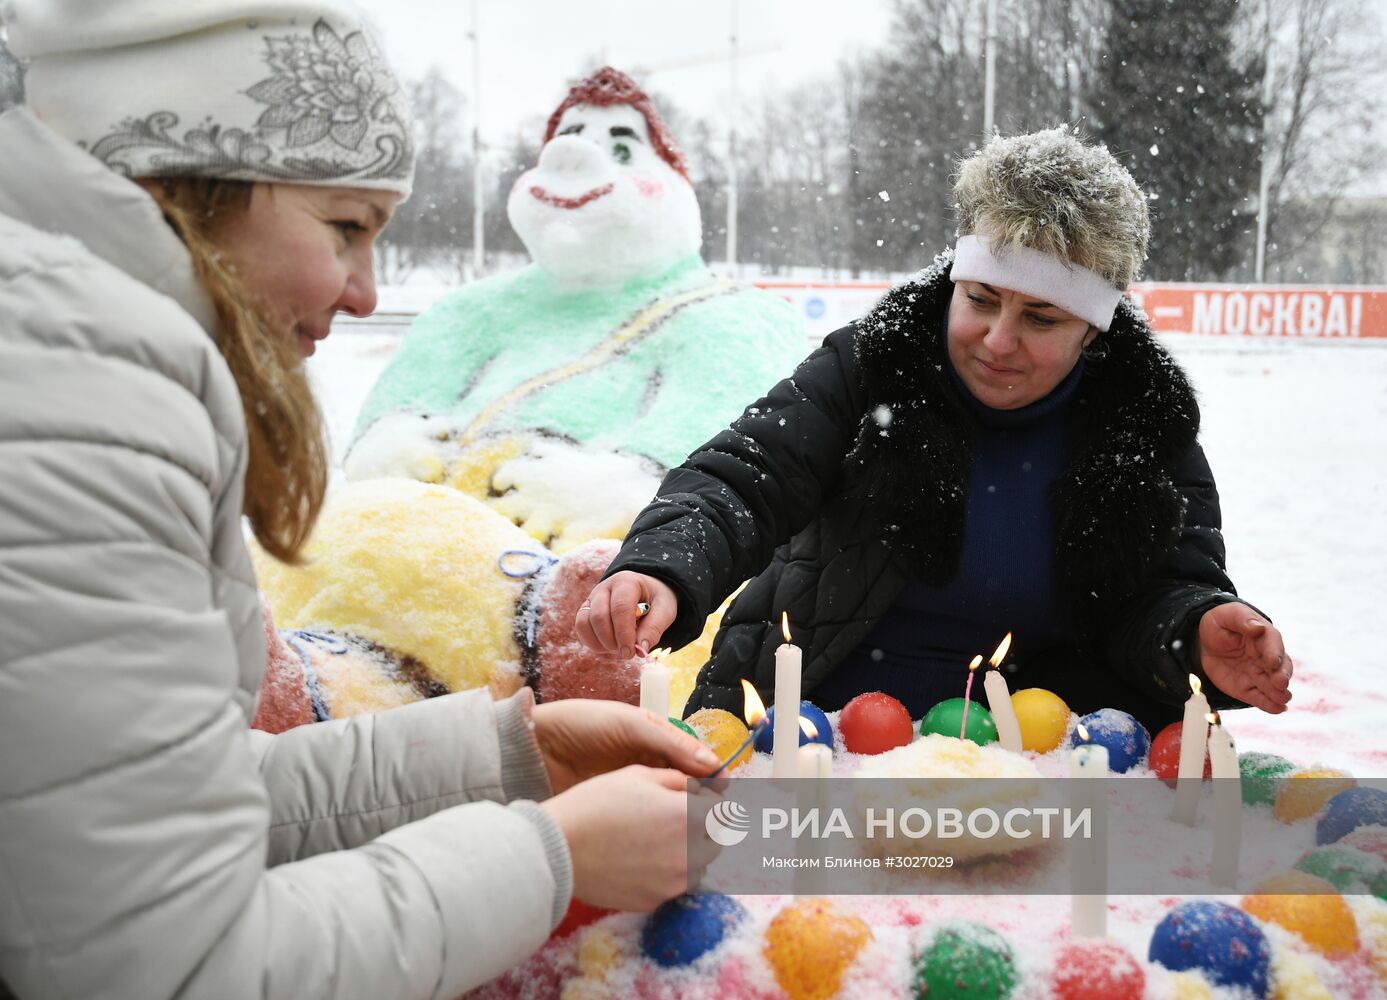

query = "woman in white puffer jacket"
0;4;720;998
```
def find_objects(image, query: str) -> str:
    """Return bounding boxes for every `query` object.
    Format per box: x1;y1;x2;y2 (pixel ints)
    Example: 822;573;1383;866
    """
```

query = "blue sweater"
814;355;1085;717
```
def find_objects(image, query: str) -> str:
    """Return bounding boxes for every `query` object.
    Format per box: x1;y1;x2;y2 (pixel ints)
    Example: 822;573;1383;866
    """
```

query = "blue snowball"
1317;787;1387;846
1070;708;1151;773
640;893;747;967
1149;900;1270;998
752;701;834;753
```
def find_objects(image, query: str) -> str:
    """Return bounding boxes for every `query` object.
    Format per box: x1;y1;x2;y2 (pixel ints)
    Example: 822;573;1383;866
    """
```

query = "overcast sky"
357;0;895;146
357;0;1387;194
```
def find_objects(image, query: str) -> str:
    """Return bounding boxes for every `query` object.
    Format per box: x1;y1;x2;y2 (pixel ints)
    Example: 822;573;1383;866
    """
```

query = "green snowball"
1294;845;1387;902
1239;751;1297;806
912;922;1016;999
919;698;998;746
669;717;700;740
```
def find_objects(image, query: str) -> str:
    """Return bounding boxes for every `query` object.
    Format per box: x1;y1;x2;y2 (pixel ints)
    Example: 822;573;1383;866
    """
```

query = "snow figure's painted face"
210;184;399;357
946;280;1097;410
508;103;702;288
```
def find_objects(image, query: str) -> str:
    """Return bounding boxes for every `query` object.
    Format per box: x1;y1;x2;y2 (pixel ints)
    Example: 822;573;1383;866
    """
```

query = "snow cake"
473;697;1387;1000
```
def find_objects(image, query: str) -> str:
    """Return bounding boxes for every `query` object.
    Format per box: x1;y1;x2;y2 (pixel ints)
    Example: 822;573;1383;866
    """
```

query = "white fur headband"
951;233;1124;331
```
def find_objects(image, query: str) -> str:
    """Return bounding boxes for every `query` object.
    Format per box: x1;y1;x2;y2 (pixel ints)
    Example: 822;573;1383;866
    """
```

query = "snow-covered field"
310;319;1387;777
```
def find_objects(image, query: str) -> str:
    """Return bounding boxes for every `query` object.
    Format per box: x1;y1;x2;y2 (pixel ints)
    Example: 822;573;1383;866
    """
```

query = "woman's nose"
338;256;378;318
982;315;1020;353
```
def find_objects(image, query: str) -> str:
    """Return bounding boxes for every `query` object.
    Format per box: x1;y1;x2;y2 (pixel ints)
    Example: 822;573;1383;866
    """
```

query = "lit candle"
1070;723;1109;938
981;632;1022;752
773;612;803;779
639;647;671;719
959;654;983;739
1171;674;1211;825
795;716;831;896
702;679;767;783
1208;712;1241;887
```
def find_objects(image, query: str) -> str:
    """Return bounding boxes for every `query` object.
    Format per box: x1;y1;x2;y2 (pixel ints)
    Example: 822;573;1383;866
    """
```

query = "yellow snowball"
1242;871;1359;957
576;927;622;980
1269;943;1333;1000
559;979;614;1000
686;708;753;772
1009;688;1071;753
764;898;872;1000
1272;768;1356;824
1167;971;1212;999
1348;896;1387;990
254;479;533;698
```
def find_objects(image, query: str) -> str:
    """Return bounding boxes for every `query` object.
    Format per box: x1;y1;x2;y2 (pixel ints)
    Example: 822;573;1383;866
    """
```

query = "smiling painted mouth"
529;183;615;210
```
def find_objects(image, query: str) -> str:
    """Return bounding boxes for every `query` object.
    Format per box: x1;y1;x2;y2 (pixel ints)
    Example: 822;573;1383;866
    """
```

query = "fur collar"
845;250;1200;628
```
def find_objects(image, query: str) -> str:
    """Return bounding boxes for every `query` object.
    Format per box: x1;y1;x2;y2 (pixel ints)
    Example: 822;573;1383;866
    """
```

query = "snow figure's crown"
544;66;689;182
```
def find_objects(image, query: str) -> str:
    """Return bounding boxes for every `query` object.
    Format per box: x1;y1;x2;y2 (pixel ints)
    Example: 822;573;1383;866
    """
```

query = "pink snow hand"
1196;602;1293;714
575;570;677;660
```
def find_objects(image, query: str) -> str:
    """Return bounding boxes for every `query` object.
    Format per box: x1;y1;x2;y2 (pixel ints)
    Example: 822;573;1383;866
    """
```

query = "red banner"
1124;284;1384;339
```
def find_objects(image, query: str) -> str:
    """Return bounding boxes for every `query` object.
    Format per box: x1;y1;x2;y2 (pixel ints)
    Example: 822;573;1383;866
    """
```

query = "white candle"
1171;674;1210;825
983;671;1023;752
794;729;831;896
1208;713;1241;887
773;613;803;779
1070;727;1109;938
638;648;671;719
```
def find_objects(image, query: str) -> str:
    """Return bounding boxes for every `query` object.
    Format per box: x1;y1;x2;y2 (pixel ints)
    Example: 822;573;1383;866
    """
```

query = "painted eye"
612;142;632;165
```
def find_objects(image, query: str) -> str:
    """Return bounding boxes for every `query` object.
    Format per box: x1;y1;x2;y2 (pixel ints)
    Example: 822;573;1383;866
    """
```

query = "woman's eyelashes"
332;219;368;243
968;293;1060;328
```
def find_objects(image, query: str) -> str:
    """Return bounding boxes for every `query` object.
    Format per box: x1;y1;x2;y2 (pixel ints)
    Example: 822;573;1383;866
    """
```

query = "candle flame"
988;632;1012;668
1206;711;1220;726
968;654;983;672
647;647;671;661
1189;673;1202;696
781;612;792;644
1076;723;1090;742
799;715;818;740
741;679;767;727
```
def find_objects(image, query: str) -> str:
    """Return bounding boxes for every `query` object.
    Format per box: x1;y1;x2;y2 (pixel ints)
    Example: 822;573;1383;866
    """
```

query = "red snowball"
551;898;614;940
1149;721;1213;788
1052;940;1145;1000
839;691;915;755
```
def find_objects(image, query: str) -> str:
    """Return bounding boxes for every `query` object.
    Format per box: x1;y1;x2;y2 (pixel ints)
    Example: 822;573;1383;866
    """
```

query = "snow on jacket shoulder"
0;108;569;1000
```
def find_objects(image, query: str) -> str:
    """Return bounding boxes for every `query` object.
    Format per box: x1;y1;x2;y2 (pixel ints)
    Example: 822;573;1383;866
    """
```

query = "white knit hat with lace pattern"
2;0;414;196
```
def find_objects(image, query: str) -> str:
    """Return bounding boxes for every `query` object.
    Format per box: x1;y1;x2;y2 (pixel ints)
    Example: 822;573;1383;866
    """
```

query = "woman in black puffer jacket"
576;127;1292;736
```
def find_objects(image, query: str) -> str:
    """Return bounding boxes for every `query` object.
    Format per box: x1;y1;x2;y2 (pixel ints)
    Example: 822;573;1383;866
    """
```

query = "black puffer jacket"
606;252;1252;734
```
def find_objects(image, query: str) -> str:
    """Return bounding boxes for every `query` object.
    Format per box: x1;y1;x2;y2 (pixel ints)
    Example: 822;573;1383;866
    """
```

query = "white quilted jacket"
0;108;571;1000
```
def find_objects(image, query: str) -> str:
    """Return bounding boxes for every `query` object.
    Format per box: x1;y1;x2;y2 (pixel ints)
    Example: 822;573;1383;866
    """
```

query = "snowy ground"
309;313;1387;996
310;320;1387;777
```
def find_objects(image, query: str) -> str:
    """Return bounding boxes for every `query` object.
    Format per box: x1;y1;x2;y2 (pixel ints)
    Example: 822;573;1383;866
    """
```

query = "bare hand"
532;698;721;792
540;765;722;911
1197;602;1293;714
574;570;678;660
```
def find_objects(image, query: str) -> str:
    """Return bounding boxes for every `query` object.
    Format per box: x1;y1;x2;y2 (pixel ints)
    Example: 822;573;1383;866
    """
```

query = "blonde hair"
149;178;327;564
953;126;1150;289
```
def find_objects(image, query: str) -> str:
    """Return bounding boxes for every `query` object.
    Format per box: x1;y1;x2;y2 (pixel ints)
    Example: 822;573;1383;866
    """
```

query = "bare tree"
1258;0;1387;277
0;32;23;111
377;67;473;284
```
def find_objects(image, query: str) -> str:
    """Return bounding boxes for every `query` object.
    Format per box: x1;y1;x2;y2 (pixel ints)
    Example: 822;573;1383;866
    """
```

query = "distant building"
1268;197;1387;286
